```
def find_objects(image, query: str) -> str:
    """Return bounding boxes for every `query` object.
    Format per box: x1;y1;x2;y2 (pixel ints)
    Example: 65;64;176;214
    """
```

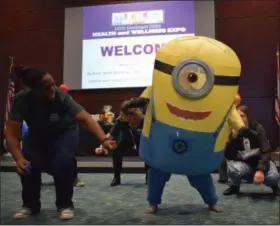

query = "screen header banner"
83;1;194;40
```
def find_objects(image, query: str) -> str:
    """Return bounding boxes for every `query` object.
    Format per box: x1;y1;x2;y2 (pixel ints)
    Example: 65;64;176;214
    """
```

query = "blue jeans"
227;160;280;187
20;130;79;213
147;168;218;206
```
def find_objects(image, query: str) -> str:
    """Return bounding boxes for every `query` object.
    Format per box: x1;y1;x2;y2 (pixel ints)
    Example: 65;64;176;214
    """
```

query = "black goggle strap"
154;60;240;86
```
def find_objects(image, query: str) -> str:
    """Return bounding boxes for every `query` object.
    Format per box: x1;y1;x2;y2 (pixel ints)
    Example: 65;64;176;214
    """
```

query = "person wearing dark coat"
223;105;280;196
96;107;149;186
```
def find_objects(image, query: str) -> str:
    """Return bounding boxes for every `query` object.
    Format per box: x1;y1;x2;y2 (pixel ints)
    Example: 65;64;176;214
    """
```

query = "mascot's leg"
147;167;171;214
187;174;223;213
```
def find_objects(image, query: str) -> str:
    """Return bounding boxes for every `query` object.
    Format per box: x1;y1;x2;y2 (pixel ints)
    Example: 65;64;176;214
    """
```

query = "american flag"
275;43;280;126
5;64;15;122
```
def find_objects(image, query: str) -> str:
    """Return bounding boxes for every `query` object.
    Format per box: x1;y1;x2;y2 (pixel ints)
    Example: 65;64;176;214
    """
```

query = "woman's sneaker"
59;208;74;220
74;178;85;187
147;205;158;214
13;207;31;220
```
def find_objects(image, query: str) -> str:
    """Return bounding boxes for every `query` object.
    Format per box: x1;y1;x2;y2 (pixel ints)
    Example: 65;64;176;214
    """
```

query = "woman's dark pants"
112;129;149;181
20;130;78;213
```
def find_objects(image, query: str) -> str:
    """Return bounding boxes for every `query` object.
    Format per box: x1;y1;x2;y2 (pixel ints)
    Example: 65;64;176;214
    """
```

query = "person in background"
59;84;84;187
223;105;280;196
218;93;242;183
96;87;151;186
5;67;116;220
96;107;149;186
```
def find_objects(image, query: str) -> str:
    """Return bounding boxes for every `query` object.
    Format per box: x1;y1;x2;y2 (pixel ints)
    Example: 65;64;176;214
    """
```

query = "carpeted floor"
0;172;279;225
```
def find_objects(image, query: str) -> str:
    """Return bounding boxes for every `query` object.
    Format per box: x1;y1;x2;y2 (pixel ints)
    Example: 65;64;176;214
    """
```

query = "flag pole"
4;56;15;124
276;43;279;96
276;44;280;147
8;56;14;73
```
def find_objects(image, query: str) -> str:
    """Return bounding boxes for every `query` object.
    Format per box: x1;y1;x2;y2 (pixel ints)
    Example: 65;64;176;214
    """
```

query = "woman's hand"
15;158;31;174
95;146;109;155
102;139;117;150
95;138;117;155
253;170;264;184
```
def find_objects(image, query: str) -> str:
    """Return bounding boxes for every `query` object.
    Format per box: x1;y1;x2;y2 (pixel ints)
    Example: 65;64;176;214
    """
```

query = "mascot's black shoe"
223;185;240;195
218;178;228;184
110;178;121;186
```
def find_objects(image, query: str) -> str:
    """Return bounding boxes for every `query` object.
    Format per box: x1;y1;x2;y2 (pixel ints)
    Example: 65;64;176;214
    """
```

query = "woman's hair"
15;66;47;89
117;110;129;122
237;105;256;125
117;104;143;126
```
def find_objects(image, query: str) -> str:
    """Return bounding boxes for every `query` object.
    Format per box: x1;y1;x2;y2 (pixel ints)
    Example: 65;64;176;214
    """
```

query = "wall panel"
0;0;279;148
216;0;280;148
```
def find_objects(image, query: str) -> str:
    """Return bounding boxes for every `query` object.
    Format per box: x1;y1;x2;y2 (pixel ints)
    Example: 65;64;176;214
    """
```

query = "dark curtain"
0;67;9;155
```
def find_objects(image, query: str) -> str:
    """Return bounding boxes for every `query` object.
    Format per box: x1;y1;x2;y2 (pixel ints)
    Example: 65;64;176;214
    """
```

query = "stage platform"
0;156;146;173
1;155;279;173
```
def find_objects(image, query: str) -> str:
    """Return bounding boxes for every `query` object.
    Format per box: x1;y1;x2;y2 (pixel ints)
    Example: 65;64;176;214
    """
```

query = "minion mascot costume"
122;36;256;213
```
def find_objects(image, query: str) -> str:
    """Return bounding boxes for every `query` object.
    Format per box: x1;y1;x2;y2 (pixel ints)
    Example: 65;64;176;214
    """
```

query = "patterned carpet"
0;172;279;225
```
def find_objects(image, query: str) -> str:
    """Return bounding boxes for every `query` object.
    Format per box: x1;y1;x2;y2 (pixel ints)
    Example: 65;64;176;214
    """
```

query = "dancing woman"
5;67;116;220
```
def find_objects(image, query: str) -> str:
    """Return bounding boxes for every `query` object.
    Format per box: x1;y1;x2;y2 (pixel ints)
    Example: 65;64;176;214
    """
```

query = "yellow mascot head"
152;36;241;132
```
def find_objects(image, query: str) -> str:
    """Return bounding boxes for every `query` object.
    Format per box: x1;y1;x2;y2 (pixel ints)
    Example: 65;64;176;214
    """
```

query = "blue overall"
139;92;233;206
22;121;29;138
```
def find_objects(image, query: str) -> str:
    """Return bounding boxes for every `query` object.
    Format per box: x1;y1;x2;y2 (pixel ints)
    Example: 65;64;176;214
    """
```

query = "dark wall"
215;0;280;148
0;0;279;147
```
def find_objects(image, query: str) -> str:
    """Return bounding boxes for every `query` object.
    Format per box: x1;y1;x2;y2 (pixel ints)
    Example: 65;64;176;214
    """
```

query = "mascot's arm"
140;86;152;99
140;86;153;138
227;107;252;139
227;106;263;150
214;106;245;153
227;107;245;133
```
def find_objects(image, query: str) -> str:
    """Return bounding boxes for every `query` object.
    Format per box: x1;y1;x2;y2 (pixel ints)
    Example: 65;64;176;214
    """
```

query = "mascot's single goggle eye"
172;59;215;99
